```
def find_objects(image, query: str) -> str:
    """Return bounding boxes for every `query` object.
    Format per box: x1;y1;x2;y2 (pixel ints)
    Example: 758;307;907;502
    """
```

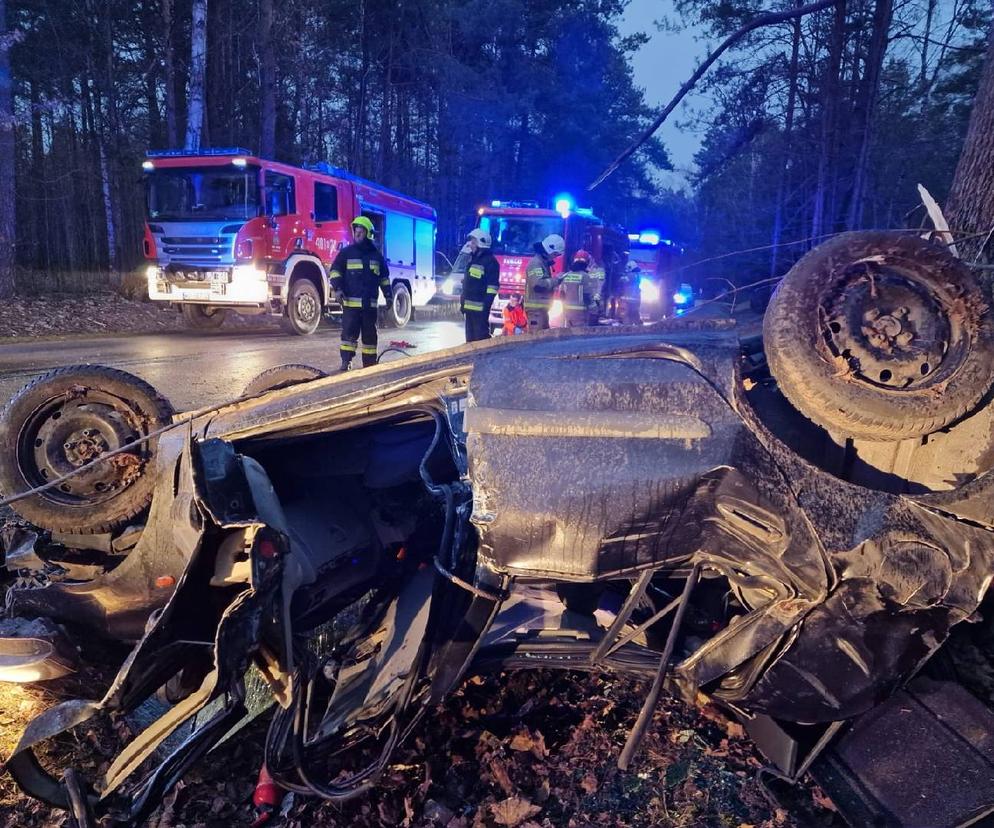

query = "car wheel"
241;363;328;396
281;279;322;336
180;304;227;330
764;231;994;441
384;283;413;328
0;365;175;534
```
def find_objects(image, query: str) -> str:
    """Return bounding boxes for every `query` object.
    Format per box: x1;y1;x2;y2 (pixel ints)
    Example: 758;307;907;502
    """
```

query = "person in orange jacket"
502;293;528;335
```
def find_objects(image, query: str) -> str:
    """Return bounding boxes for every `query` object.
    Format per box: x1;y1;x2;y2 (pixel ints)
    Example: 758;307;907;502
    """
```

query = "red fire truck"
477;200;628;334
625;230;683;320
142;148;437;334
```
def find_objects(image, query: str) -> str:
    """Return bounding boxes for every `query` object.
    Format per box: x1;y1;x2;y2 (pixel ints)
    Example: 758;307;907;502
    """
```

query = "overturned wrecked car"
2;231;994;826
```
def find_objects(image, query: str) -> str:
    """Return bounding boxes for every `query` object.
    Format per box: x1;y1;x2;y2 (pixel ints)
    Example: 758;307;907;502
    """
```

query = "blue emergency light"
554;194;574;217
146;147;253;158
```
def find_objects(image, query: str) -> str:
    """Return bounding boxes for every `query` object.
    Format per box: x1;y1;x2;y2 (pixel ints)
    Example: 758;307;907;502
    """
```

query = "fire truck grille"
159;234;235;264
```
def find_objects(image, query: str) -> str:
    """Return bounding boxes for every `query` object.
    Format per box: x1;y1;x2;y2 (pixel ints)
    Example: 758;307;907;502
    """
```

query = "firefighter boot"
361;345;378;368
340;340;357;371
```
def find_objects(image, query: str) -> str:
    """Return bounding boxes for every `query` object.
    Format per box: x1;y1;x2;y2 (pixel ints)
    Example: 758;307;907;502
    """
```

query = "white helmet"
467;228;492;249
626;260;641;273
541;234;566;257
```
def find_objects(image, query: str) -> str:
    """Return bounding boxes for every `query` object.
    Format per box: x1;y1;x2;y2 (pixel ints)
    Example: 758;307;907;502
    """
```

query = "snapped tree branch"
588;0;838;191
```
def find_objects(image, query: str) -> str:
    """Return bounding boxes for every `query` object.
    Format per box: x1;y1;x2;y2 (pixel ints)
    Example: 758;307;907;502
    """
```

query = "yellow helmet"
352;216;375;237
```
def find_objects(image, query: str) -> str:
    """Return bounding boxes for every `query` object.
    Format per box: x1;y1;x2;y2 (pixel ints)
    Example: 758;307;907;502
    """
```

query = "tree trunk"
162;0;178;146
845;0;893;229
811;0;846;241
0;0;15;298
770;2;802;277
946;26;994;263
258;0;276;156
185;0;208;150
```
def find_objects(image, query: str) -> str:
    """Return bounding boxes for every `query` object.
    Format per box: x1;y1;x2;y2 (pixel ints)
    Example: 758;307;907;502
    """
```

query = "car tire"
0;365;175;534
281;278;323;336
383;283;413;328
180;304;227;330
764;231;994;441
241;363;328;396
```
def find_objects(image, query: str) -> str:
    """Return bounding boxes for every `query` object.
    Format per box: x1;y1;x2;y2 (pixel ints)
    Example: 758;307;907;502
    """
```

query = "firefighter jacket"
558;268;601;315
461;249;500;314
329;238;391;310
525;253;558;310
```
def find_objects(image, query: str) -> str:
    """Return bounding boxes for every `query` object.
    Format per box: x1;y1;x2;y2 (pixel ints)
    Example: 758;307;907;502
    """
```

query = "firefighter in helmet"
618;259;642;325
460;228;500;342
329;216;391;370
557;249;602;327
524;233;566;331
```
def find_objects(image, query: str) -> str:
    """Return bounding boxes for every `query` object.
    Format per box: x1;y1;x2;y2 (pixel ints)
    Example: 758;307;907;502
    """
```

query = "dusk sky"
619;0;710;187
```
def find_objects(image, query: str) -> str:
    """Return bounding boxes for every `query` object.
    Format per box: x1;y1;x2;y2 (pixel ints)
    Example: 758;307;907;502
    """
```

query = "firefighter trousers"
464;311;491;342
341;307;378;368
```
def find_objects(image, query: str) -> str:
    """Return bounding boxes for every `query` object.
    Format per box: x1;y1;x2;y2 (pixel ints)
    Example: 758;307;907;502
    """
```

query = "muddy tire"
180;304;227;330
764;231;994;441
281;279;322;336
382;282;413;328
0;365;174;534
241;363;327;396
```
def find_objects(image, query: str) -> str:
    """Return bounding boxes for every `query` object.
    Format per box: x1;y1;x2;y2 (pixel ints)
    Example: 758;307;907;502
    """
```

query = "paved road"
0;319;466;411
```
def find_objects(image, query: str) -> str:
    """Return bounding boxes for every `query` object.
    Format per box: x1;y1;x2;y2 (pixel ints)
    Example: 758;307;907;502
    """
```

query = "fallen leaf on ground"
490;796;541;826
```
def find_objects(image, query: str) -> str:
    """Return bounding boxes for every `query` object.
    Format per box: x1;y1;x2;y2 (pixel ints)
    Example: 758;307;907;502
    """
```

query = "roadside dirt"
0;294;279;339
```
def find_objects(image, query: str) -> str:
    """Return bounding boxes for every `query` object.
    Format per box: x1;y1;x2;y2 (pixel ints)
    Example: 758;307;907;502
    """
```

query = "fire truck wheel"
281;279;322;336
241;364;327;396
382;283;413;328
0;365;175;534
180;304;227;330
764;231;994;440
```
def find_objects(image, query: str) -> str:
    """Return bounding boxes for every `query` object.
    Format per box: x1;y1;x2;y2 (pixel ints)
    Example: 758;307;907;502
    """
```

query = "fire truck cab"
142;148;437;334
624;230;683;321
480;200;627;334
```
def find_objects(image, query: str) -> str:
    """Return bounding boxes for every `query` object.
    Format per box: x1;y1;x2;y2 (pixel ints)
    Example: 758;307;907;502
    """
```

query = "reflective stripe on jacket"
525;254;556;309
329;238;391;309
461;249;500;315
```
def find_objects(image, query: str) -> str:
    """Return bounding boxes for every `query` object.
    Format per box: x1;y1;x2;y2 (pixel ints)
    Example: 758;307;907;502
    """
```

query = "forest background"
1;0;991;294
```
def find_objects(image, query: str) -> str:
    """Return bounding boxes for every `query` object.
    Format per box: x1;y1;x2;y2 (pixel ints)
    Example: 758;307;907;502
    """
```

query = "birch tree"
184;0;207;150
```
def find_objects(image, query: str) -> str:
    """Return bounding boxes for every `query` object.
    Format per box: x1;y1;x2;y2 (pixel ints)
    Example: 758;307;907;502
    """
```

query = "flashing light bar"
487;199;541;209
639;231;661;246
146;147;253;158
575;207;594;216
628;233;640;241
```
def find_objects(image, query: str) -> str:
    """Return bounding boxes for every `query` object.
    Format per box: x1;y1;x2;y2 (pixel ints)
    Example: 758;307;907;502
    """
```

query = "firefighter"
557;249;601;327
524;233;566;331
460;228;500;342
329;216;391;370
618;259;642;325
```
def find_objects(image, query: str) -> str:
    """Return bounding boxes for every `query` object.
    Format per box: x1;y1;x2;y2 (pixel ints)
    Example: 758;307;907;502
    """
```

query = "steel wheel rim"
16;392;148;505
820;265;955;390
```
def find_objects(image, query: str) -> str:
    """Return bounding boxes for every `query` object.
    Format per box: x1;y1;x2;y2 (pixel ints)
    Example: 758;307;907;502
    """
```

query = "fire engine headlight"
441;278;456;295
550;299;564;319
639;278;660;302
232;265;266;282
673;291;691;306
145;265;159;281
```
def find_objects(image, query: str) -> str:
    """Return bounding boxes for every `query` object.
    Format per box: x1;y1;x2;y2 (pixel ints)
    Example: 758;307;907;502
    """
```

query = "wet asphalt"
0;318;466;411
